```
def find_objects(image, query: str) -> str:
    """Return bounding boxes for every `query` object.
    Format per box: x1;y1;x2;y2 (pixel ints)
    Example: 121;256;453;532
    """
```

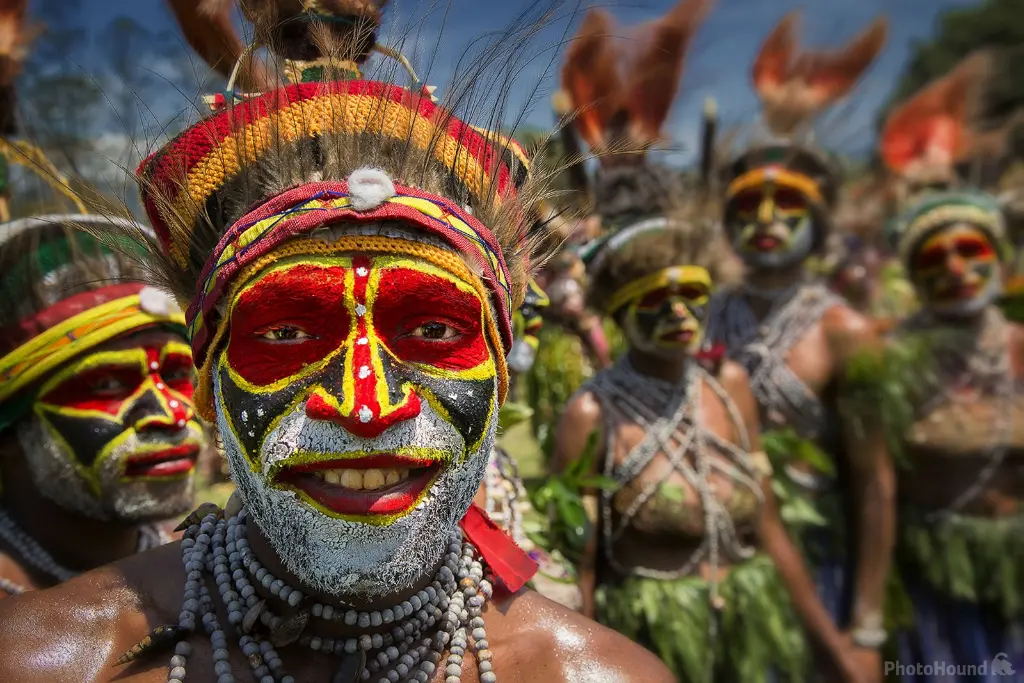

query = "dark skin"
895;258;1024;518
0;329;191;593
741;262;895;683
554;337;867;683
0;524;674;683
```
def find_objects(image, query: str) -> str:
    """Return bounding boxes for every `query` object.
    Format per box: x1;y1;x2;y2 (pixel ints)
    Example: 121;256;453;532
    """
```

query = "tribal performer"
875;190;1024;681
0;216;203;596
0;3;673;682
553;3;865;681
703;11;894;680
556;213;874;682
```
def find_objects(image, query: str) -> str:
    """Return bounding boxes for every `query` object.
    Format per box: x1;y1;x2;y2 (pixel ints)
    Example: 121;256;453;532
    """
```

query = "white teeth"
340;470;363;490
307;467;419;490
363;469;386;490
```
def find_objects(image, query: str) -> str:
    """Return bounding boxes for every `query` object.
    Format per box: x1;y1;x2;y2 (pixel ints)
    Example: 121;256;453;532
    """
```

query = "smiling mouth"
123;444;199;479
274;454;445;516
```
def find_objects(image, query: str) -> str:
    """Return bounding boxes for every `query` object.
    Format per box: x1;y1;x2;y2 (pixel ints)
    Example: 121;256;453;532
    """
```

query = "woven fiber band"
889;191;1009;267
0;284;187;429
725;166;824;204
137;80;525;267
605;265;712;315
187;180;515;371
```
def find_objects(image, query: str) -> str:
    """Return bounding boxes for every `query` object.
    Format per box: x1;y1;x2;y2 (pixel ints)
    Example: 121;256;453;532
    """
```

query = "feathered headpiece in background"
557;0;714;230
560;0;713;158
752;11;888;138
879;51;993;191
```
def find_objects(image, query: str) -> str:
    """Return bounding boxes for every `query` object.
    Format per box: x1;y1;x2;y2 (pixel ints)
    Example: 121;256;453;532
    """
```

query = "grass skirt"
891;510;1024;682
595;554;809;683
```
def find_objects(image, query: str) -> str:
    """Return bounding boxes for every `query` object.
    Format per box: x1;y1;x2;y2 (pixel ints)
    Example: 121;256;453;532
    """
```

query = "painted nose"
306;390;422;439
945;252;966;276
757;197;775;224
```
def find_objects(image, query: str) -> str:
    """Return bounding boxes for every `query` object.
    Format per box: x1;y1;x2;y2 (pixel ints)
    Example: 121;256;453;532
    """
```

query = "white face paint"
215;370;498;599
732;214;815;270
16;416;201;522
924;271;1002;319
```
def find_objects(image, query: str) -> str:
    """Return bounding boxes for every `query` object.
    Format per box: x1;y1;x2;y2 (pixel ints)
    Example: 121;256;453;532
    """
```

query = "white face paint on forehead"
216;371;498;598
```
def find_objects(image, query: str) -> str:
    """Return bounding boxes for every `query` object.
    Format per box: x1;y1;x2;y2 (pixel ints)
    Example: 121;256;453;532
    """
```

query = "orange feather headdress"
752;11;888;137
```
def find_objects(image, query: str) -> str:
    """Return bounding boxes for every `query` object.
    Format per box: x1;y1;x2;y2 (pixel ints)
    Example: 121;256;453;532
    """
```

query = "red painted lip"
752;235;781;250
275;456;442;516
124;444;199;479
659;328;694;343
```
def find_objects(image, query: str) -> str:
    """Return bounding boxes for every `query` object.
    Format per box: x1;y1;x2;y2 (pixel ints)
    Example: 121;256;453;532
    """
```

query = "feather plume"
753;11;888;136
624;0;714;146
559;9;622;152
561;0;711;155
879;51;991;186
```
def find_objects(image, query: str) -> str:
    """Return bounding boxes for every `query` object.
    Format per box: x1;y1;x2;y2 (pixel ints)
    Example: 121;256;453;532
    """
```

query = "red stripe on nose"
138;348;193;430
304;256;422;439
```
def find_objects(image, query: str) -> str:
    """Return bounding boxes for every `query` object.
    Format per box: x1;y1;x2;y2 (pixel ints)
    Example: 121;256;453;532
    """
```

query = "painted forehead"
917;223;996;249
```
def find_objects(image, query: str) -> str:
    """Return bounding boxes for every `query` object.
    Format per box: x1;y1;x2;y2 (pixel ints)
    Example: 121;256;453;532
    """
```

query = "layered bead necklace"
142;507;498;683
0;508;169;596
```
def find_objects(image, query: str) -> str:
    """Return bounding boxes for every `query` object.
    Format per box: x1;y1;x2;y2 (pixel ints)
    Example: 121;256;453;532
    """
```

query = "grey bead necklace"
0;508;169;595
164;507;497;683
586;358;763;601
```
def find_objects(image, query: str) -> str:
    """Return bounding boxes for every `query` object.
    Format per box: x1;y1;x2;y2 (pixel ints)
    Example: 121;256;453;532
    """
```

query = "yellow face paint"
216;247;500;525
611;266;712;356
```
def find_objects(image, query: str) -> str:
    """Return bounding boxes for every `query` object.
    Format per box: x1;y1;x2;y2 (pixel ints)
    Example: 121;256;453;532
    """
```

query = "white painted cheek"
16;416;107;520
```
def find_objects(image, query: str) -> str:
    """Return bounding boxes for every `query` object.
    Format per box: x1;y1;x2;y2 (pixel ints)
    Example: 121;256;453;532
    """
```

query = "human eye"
410;321;460;341
259;326;313;342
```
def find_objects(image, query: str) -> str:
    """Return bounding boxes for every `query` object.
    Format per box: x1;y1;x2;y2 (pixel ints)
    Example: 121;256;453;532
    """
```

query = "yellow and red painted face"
611;266;711;356
218;251;499;524
910;223;1000;309
32;333;202;494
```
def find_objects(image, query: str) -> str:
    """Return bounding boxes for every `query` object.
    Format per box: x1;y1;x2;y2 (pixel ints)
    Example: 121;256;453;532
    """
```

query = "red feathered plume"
879;51;990;184
560;0;713;155
753;11;888;135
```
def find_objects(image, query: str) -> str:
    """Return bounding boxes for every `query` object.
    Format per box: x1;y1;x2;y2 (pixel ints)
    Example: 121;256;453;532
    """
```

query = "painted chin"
274;454;445;517
122;443;200;480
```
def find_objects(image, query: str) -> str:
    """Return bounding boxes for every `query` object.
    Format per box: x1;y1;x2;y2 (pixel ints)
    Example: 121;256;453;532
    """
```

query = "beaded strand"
169;508;498;683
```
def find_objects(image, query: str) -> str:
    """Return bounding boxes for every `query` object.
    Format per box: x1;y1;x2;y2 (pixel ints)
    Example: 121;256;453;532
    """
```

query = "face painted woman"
0;217;203;595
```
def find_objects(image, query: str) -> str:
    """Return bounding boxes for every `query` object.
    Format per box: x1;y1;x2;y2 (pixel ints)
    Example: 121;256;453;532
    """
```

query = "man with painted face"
705;141;894;682
0;216;203;596
874;191;1024;681
0;4;673;682
555;217;867;683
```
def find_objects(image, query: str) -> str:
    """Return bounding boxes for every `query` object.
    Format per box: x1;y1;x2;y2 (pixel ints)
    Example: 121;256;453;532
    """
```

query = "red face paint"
227;264;352;386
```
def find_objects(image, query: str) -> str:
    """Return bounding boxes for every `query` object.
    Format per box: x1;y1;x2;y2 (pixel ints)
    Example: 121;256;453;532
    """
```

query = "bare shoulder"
822;302;879;360
1008;321;1024;376
489;590;675;683
0;542;183;682
560;387;604;429
717;359;751;392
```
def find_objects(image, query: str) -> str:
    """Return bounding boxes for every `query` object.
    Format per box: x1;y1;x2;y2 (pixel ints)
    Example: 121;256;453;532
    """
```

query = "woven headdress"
886;190;1010;269
559;0;713;230
127;1;544;419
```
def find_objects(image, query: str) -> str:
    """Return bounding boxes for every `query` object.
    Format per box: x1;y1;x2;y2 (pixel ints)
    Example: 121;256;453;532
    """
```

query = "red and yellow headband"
186;179;515;373
725;165;824;205
0;284;188;431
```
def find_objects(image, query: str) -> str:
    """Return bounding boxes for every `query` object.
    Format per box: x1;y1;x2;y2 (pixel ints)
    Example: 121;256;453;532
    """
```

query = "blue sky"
58;0;980;165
